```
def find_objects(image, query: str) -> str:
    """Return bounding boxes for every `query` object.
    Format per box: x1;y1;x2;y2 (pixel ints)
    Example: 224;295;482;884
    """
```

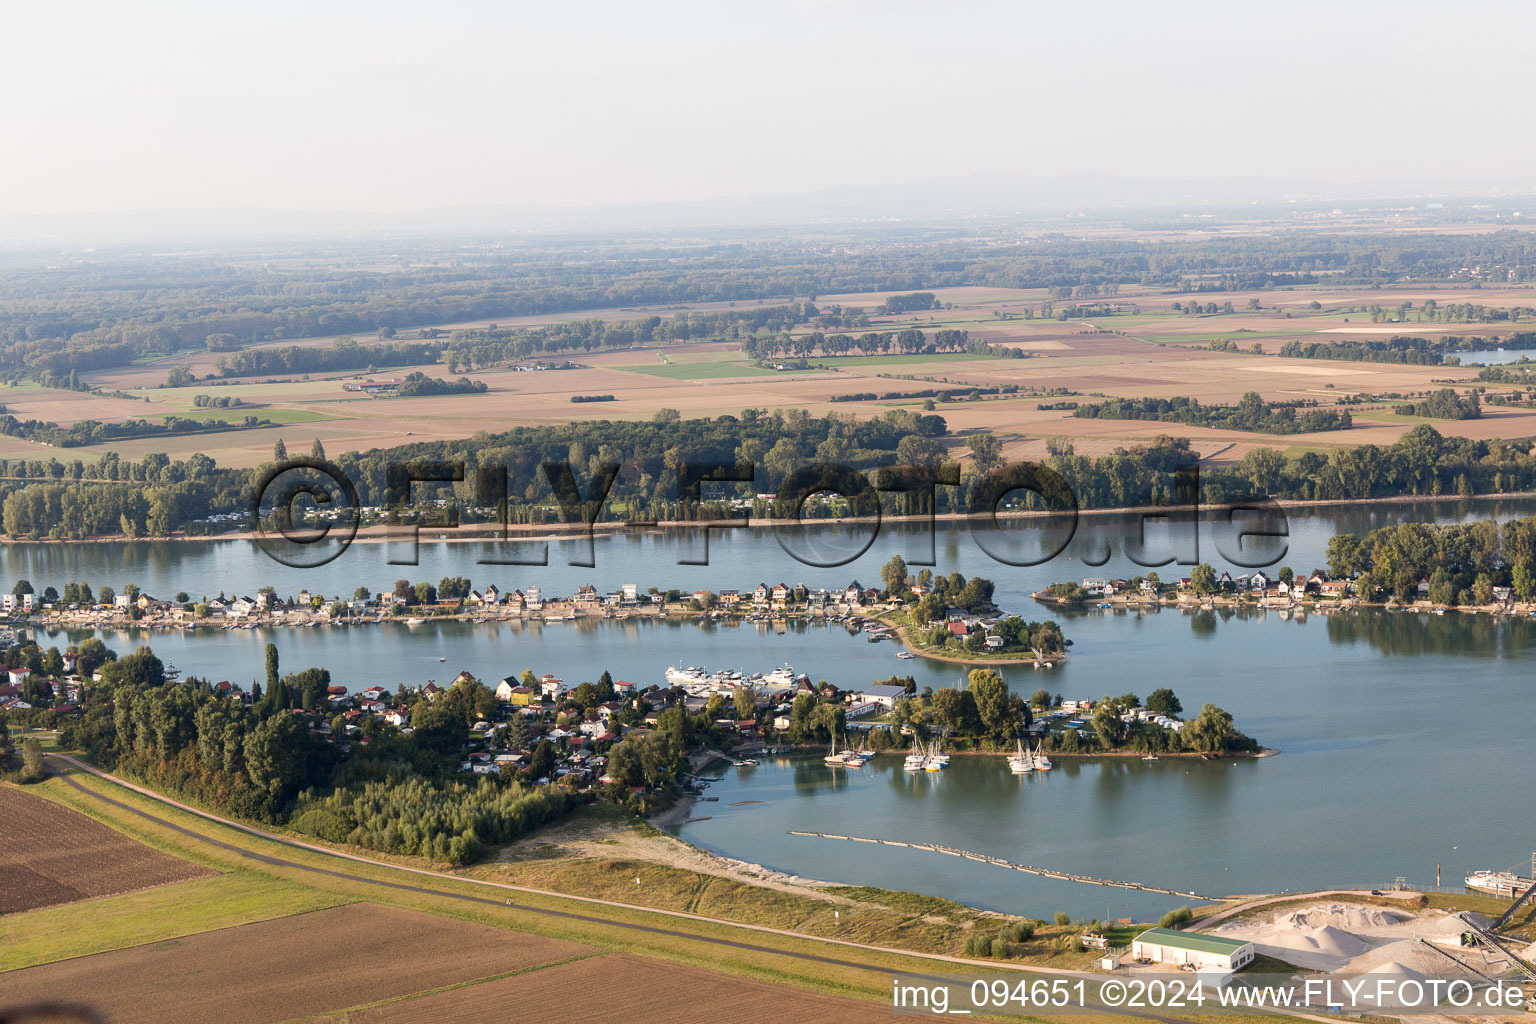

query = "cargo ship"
1465;868;1536;898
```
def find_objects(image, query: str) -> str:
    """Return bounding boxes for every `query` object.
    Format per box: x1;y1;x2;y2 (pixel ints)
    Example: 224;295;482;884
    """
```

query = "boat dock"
787;831;1234;901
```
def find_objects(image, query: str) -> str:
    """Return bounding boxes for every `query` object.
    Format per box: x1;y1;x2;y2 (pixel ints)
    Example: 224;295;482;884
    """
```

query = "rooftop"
1133;928;1251;954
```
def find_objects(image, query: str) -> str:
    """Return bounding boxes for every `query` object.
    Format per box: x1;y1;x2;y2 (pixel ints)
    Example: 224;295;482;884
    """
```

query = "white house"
1131;929;1253;972
859;684;908;710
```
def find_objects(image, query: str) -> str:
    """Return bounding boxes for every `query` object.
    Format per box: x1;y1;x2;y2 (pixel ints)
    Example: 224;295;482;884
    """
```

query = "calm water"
7;499;1536;918
1448;349;1535;365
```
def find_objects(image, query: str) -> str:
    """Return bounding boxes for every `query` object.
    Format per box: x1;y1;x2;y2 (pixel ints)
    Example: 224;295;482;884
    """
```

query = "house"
1319;579;1350;598
863;587;881;604
718;589;741;606
1493;586;1514;602
1130;928;1254;972
230;596;258;617
573;584;600;609
612;679;636;696
985;635;1006;649
860;684;908;710
501;685;538;706
507;589;526;610
540;675;564;699
6;668;30;687
947;620;969;637
1081;577;1108;593
1249;571;1270;592
383;709;410;727
482;584;501;604
842;581;864;604
771;583;791;603
113;593;131;609
450;670;478;687
753;582;770;604
620;583;640;605
1417;577;1431;596
467;590;485;605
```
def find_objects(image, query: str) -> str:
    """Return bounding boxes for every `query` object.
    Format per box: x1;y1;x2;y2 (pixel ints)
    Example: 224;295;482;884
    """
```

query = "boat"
924;740;947;771
1008;739;1033;774
439;656;446;662
895;651;917;660
1466;866;1536;898
1033;741;1052;771
903;738;926;772
1142;754;1158;761
823;737;848;766
405;617;423;626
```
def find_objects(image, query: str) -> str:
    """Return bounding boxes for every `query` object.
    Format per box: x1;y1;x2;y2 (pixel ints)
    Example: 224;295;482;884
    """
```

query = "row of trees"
1074;392;1353;435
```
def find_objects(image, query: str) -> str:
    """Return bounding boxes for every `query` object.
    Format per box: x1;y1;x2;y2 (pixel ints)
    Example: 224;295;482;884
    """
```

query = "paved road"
42;755;1342;1023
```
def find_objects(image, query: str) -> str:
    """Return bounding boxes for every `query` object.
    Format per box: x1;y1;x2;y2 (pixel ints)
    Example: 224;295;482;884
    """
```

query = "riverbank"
1033;588;1536;619
11;486;1536;546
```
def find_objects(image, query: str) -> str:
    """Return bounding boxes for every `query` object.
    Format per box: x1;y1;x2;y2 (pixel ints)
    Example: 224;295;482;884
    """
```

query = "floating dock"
788;831;1234;901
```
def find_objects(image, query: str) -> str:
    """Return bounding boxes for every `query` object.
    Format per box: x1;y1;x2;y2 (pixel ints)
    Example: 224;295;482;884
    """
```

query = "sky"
4;0;1534;218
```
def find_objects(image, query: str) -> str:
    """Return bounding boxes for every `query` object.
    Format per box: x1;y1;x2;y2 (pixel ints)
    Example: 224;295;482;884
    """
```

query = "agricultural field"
0;903;595;1024
0;786;214;914
341;952;894;1023
8;280;1532;470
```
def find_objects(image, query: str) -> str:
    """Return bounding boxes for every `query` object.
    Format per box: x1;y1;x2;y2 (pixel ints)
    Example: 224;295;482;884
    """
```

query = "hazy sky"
5;0;1533;216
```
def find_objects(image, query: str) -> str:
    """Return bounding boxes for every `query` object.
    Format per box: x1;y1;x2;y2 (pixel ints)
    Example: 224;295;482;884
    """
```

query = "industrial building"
1130;928;1255;971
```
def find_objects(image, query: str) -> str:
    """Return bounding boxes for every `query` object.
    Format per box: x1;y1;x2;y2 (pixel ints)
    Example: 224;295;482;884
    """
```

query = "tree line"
1073;392;1353;434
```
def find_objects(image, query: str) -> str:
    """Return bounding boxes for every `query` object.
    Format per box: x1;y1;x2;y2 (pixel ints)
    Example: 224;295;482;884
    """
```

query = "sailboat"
823;737;848;766
924;739;947;771
903;737;926;772
842;733;871;765
1032;741;1052;771
1008;738;1033;774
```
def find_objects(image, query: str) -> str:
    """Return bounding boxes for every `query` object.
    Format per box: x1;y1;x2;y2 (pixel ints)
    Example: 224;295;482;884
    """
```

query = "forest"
1072;392;1353;434
53;641;578;865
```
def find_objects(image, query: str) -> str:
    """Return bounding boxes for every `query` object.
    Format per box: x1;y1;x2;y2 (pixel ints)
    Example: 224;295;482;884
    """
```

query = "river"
5;498;1535;919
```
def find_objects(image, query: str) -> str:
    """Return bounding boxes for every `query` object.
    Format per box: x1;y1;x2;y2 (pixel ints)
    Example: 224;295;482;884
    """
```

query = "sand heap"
1215;902;1457;972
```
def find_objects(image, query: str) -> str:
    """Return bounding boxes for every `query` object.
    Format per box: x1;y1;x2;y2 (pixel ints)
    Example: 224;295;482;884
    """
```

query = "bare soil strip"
0;784;214;915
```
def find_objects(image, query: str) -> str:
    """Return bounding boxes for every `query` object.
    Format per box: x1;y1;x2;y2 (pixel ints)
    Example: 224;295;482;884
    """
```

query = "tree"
881;555;909;595
0;709;13;771
501;713;531;753
74;638;115;678
1183;704;1237;753
1029;688;1052;712
895;434;945;470
733;686;755;721
12;579;32;597
1145;688;1183;718
1091;702;1127;748
967;669;1010;738
527;739;557;779
265;643;280;697
966;432;1004;475
20;738;45;782
311;438;326;459
273;438;288;461
1189;563;1217;595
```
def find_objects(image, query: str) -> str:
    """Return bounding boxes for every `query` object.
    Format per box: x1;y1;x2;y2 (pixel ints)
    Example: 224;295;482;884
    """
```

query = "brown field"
0;786;215;915
0;902;594;1024
337;952;892;1024
35;280;1536;470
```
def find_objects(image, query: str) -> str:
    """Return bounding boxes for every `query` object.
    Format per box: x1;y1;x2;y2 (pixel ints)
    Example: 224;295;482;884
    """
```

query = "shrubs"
1159;905;1194;929
1054;911;1071;926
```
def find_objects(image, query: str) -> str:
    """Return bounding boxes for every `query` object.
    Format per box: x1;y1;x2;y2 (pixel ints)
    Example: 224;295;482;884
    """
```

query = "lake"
6;498;1536;919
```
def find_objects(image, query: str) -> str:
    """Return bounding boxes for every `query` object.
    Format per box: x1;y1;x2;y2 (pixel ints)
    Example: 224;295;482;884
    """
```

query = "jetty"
787;831;1234;902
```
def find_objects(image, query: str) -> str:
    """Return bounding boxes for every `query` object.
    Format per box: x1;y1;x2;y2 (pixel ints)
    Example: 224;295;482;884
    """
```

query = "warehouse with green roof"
1131;928;1255;971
